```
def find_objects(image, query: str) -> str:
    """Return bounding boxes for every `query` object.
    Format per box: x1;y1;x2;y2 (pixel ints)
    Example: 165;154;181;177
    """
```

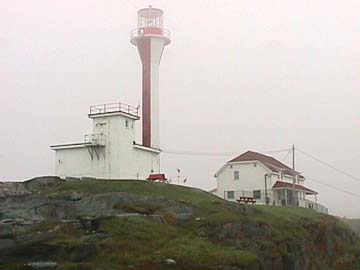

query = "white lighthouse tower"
130;6;170;149
50;7;171;181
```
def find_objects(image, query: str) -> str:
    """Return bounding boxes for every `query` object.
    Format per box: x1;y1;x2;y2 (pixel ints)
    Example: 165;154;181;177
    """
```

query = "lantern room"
138;6;163;28
130;6;170;45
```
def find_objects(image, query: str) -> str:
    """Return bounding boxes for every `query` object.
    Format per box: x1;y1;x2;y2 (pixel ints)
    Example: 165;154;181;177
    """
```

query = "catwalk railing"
130;27;170;40
84;134;106;146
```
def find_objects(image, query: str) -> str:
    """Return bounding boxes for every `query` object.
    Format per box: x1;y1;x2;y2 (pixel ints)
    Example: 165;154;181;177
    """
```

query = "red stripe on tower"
130;6;171;149
136;38;152;147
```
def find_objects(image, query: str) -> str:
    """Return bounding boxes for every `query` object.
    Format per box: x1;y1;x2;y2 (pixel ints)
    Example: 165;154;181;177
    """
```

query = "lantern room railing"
130;27;170;40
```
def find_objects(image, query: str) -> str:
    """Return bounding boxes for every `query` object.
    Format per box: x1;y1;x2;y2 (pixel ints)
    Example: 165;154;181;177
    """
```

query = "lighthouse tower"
131;6;170;149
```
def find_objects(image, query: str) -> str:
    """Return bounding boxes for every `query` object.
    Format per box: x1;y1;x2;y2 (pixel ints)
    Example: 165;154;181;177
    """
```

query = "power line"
306;176;360;199
162;148;291;157
281;150;292;162
296;148;360;184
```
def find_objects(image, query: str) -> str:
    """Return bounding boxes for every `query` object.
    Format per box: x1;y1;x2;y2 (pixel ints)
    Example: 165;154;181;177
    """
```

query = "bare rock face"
0;182;30;197
23;176;63;192
0;176;62;198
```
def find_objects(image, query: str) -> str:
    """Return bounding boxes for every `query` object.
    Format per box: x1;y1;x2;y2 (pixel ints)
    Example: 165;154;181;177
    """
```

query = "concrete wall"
55;147;94;178
53;112;160;180
149;37;165;149
133;146;160;179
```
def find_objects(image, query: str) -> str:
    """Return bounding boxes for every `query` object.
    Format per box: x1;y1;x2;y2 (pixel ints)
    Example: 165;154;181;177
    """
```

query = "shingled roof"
272;181;317;195
229;150;301;177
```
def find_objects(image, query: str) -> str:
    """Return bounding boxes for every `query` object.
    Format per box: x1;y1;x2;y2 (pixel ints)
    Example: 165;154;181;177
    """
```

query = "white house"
51;7;170;181
213;151;328;214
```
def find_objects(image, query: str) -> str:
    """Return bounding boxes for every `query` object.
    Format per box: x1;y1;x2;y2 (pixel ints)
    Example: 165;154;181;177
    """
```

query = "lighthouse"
50;7;169;180
130;6;171;149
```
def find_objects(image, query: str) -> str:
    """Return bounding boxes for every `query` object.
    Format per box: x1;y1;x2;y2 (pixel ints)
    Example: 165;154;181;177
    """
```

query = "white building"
51;7;170;180
213;151;328;214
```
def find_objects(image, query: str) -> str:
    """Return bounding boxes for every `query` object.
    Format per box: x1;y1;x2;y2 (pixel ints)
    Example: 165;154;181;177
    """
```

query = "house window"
253;190;261;200
125;120;129;129
234;171;239;180
254;163;257;168
229;165;233;169
227;191;235;200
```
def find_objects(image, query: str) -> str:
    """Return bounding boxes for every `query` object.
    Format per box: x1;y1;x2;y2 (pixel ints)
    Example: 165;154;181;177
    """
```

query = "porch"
223;189;328;214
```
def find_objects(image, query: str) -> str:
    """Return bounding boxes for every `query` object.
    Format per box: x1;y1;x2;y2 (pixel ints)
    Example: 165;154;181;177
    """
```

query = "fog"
1;0;360;217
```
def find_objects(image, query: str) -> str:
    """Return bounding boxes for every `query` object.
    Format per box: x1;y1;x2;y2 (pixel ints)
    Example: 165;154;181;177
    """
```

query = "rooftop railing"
89;102;139;117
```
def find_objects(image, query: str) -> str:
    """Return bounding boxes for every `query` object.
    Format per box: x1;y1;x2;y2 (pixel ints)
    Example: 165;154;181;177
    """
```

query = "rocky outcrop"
0;177;359;270
0;176;63;198
0;181;30;197
342;218;360;236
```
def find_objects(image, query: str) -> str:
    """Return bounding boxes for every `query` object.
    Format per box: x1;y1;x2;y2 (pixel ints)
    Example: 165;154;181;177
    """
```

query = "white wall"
53;112;160;180
133;147;160;180
216;161;271;198
149;37;166;149
55;147;94;178
215;161;308;205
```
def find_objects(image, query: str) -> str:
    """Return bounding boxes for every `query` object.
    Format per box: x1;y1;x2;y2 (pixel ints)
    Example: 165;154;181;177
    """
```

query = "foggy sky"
1;0;360;217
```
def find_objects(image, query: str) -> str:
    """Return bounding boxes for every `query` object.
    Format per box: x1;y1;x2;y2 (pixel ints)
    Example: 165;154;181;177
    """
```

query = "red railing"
89;102;139;117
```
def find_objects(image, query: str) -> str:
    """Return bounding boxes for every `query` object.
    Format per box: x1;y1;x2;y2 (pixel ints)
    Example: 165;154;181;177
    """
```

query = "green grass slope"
2;179;360;270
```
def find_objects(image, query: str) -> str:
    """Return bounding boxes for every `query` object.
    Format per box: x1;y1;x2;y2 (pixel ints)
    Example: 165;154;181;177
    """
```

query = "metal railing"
130;27;170;40
89;102;139;117
84;134;106;146
224;189;328;214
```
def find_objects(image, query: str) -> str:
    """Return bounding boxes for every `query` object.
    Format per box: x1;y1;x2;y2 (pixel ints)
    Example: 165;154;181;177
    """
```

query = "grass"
93;216;260;270
48;180;223;213
4;179;359;270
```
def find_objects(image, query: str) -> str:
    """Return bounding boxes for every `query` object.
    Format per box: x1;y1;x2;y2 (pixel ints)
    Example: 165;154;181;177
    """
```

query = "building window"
253;190;261;200
234;171;239;180
125;120;129;129
227;191;235;200
254;163;257;168
229;165;233;169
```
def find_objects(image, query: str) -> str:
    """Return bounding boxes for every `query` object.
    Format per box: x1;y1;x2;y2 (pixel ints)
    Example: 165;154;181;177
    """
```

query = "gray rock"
0;238;16;249
0;182;30;198
25;261;57;269
23;177;62;192
165;258;176;265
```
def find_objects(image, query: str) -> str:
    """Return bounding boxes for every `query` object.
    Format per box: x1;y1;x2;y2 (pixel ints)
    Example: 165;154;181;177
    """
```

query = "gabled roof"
229;150;301;177
272;181;317;195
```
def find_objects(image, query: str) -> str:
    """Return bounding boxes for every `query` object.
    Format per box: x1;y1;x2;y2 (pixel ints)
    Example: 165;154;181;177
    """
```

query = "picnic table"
236;196;256;205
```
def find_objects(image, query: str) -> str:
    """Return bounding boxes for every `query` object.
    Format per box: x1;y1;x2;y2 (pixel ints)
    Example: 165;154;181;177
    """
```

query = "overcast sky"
1;0;360;217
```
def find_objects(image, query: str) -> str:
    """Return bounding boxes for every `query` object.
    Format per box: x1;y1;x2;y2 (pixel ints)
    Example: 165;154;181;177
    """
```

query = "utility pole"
264;173;270;205
292;145;296;207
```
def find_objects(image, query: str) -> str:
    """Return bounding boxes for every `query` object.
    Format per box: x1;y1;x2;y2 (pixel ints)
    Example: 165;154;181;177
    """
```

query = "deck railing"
89;102;139;117
223;189;328;214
